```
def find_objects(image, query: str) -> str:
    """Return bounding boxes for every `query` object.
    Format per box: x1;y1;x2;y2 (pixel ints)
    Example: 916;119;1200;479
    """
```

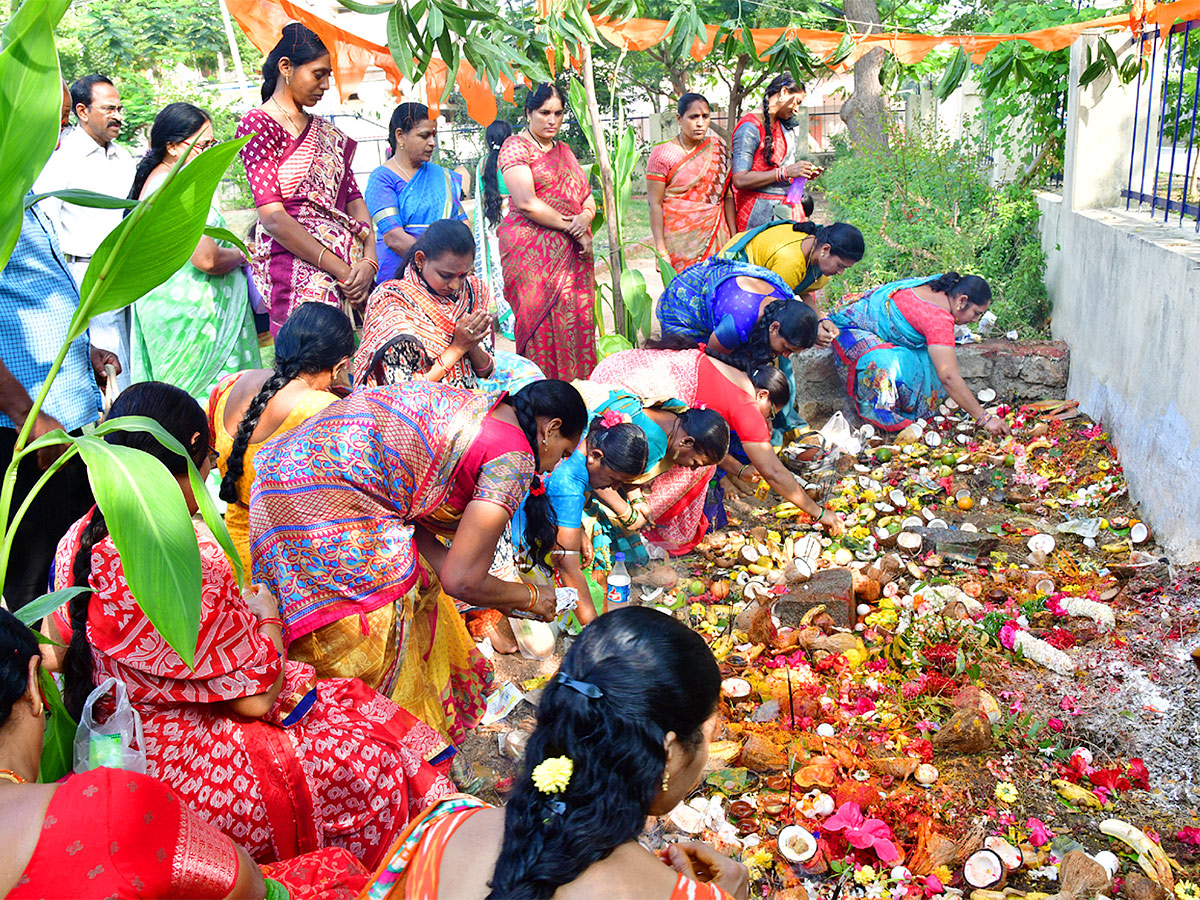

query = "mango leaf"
38;667;73;782
334;0;392;13
935;48;969;102
91;414;243;588
597;333;634;359
72;434;202;666
0;4;62;274
15;585;88;626
25;188;138;210
71;137;249;343
1078;59;1108;88
202;225;251;257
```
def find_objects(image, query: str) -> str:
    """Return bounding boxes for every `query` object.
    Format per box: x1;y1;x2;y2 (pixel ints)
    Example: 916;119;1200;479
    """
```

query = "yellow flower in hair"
531;756;574;794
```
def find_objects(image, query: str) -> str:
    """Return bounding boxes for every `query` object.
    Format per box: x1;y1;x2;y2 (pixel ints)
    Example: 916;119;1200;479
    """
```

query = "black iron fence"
1123;19;1200;230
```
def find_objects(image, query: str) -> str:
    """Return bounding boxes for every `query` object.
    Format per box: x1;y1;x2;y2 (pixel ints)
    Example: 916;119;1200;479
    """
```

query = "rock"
1122;873;1167;900
932;709;994;754
774;568;855;630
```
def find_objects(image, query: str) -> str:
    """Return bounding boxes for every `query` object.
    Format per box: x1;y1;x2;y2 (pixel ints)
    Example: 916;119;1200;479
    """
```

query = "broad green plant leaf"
92;415;243;588
25;189;137;210
619;267;652;341
0;4;62;273
202;225;251;257
655;252;677;289
71;137;249;343
597;333;634;359
72;434;202;666
15;586;89;626
1;0;70;47
38;667;73;782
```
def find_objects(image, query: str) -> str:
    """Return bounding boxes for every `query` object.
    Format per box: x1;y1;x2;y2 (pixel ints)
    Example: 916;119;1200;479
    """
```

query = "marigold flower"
531;756;573;793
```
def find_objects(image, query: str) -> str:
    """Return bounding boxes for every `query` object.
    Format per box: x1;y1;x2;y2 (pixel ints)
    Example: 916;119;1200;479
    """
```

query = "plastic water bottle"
605;552;631;612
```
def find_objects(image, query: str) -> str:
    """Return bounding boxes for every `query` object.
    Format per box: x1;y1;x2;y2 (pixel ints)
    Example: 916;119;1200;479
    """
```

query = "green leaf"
1;0;70;49
656;252;677;288
72;434;202;666
91;415;243;588
388;3;417;81
935;48;969;102
38;667;74;783
427;2;444;39
0;4;62;273
1078;59;1108;87
202;225;250;257
1096;38;1118;70
14;586;88;626
597;333;634;359
71;137;249;342
25;189;138;211
333;0;392;13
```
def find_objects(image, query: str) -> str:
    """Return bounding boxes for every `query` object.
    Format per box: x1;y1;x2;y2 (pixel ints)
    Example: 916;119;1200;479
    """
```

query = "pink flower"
1176;826;1200;846
855;697;877;716
1047;717;1065;733
999;622;1019;651
823;802;900;863
600;409;630;428
925;875;945;895
1059;695;1081;715
1027;817;1053;846
1127;758;1150;790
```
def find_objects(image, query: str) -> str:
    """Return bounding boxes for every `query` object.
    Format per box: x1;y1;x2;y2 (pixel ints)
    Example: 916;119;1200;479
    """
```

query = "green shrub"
819;129;1049;336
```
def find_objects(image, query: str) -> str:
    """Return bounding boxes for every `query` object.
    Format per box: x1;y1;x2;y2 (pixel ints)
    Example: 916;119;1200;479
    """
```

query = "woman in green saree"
129;102;260;402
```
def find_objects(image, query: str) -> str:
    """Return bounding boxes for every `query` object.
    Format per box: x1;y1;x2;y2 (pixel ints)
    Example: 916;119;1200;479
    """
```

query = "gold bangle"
317;247;327;270
525;583;538;612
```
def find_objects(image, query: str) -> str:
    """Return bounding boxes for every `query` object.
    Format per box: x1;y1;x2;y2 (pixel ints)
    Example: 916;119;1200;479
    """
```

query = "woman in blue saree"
366;103;468;282
656;255;817;440
827;272;1010;437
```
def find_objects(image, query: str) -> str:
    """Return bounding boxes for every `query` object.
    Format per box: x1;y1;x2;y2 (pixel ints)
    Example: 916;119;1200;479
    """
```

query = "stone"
773;568;855;630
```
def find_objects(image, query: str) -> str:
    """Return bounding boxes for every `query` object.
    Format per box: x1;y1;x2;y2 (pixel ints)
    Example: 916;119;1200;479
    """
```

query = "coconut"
1028;533;1056;555
897;532;923;552
1092;850;1120;879
778;825;818;863
915;763;939;785
668;801;706;834
963;850;1007;890
1131;522;1149;544
890;488;908;507
902;515;924;530
984;837;1023;873
927;518;949;530
977;388;997;403
1035;578;1056;595
721;677;751;699
815;723;835;737
833;547;854;566
960;523;979;533
925;431;943;447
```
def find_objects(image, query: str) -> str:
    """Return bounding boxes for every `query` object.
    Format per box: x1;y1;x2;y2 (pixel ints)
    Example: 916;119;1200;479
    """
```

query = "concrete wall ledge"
791;340;1069;427
1038;193;1200;563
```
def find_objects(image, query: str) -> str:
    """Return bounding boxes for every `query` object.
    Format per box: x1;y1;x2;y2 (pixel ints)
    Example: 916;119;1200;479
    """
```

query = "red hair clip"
529;479;546;497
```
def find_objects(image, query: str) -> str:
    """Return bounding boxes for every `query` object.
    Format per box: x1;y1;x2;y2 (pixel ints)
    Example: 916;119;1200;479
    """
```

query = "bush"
818;129;1050;335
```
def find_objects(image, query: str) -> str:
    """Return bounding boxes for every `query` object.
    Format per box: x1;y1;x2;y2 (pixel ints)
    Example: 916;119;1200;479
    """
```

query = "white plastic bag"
817;411;861;456
73;677;147;774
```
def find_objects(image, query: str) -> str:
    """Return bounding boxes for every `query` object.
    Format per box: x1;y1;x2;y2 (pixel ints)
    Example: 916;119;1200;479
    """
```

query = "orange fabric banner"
226;0;1200;125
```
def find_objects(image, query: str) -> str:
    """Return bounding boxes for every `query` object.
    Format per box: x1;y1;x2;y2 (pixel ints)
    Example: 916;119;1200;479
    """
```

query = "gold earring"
661;770;670;792
285;74;291;85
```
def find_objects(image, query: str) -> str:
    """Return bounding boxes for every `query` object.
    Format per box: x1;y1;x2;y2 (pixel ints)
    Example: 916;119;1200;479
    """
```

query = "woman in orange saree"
647;93;734;272
498;83;597;381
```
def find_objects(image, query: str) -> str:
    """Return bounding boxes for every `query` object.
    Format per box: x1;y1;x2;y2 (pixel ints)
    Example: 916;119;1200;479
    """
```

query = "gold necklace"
0;768;28;784
270;96;305;135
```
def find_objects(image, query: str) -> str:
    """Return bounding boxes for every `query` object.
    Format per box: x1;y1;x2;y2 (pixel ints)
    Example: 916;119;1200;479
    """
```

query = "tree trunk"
579;41;625;336
839;0;889;149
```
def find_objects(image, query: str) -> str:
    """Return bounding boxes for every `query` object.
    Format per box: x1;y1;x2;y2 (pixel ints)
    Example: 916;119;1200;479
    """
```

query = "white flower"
1060;596;1115;632
1013;631;1075;675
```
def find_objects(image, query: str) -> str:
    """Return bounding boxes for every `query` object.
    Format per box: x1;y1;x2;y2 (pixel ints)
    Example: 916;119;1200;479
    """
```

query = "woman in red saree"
498;83;597;380
0;609;371;900
236;25;378;334
45;383;455;870
647;93;734;272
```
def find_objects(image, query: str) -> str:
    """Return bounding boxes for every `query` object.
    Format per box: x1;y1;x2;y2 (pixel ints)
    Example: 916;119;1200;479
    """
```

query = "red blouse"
11;768;240;899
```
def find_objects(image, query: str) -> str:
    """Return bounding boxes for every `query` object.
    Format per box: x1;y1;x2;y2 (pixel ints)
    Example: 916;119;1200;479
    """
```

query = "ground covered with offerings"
464;398;1200;900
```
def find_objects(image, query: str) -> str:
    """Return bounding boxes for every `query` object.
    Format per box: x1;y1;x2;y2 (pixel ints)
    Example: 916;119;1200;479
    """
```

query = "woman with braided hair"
250;379;587;744
364;607;748;900
42;382;456;869
208;302;355;572
730;74;819;231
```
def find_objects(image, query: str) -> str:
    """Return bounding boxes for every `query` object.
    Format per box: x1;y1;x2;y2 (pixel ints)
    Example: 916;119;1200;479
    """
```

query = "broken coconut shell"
983;836;1022;873
778;825;819;863
1043;850;1110;900
963;849;1007;891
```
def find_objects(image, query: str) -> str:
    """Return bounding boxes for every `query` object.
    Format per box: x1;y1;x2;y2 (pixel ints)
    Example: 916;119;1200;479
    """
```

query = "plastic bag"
817;411;861;456
73;677;147;774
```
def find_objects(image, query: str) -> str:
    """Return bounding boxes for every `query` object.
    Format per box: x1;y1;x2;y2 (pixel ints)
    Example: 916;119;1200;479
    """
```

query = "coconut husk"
932;709;994;754
1043;850;1110;900
776;889;811;900
1122;873;1167;900
702;740;744;775
908;819;959;875
748;600;778;647
740;733;788;772
852;569;882;602
870;756;920;780
954;820;987;863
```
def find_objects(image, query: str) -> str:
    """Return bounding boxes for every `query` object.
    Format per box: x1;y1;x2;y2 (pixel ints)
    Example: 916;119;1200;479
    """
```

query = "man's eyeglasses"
91;104;124;115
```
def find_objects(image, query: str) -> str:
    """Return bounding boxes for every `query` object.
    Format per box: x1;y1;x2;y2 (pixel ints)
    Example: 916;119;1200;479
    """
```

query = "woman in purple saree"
236;24;378;335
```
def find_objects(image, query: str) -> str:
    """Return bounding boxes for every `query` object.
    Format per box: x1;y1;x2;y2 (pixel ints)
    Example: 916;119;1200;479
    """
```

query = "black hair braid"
128;148;166;203
761;90;775;166
0;609;39;729
511;390;557;572
62;506;108;721
219;367;297;503
483;120;512;228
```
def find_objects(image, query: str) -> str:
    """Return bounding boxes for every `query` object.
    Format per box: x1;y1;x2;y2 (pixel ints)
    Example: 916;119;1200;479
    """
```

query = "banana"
1051;779;1106;809
1099;818;1175;893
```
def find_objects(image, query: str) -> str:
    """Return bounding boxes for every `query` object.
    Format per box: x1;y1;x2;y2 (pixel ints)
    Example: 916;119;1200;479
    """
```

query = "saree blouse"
366;163;467;283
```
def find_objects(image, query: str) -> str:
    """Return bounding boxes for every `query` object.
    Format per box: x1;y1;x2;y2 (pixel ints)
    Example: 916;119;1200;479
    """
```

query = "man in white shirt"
34;74;137;389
